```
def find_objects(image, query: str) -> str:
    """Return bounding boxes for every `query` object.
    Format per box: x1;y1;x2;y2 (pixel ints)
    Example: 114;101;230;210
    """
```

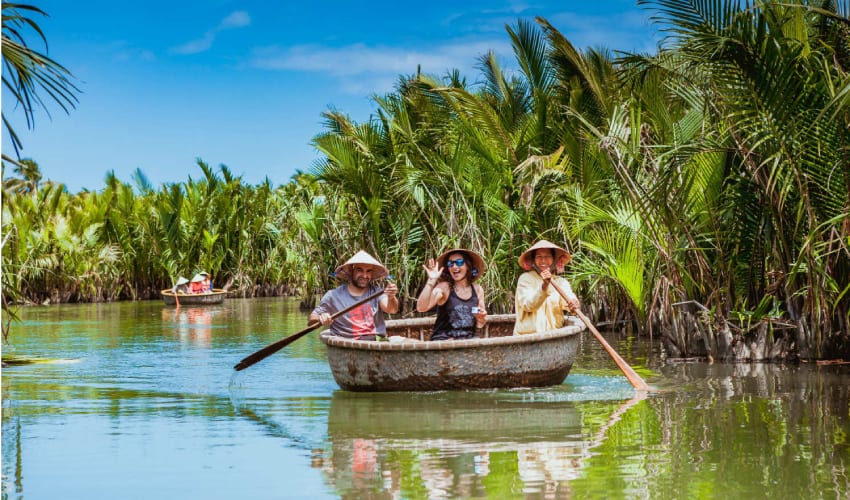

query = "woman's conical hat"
518;240;571;271
335;250;389;281
436;248;486;281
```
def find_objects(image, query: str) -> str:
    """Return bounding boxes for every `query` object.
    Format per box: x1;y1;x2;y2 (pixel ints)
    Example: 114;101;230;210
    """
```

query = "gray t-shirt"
312;284;386;339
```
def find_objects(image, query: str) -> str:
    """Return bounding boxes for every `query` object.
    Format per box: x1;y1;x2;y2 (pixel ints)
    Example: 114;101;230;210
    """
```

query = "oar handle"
532;264;650;391
233;288;386;371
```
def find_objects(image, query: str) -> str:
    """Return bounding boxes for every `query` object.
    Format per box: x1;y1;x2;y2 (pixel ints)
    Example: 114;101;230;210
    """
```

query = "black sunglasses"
446;259;465;268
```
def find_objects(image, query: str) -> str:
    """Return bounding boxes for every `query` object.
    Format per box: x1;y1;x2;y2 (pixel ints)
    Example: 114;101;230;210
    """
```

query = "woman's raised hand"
417;258;444;311
422;258;443;282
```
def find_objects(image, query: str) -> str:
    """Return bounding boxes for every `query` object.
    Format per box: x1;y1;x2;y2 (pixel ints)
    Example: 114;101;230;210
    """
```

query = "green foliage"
3;1;847;358
1;3;80;161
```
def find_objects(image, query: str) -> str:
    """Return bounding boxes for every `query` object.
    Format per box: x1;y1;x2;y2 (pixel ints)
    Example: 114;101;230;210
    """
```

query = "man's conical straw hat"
335;250;389;281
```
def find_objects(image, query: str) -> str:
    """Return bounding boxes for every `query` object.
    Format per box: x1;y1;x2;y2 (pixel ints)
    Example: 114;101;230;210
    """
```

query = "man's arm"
309;291;335;326
379;282;399;314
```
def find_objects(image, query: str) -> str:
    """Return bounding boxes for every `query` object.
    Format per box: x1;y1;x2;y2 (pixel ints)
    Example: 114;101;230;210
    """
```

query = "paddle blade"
233;287;385;371
233;324;319;371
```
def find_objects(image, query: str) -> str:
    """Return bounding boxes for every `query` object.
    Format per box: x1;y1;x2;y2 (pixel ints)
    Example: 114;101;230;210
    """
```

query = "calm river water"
2;298;848;499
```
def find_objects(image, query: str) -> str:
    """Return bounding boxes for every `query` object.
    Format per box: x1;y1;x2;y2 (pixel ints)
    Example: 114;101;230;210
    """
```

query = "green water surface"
2;298;848;499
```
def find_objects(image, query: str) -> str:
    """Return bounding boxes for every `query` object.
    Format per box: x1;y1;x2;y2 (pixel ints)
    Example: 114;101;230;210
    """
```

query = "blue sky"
2;1;660;193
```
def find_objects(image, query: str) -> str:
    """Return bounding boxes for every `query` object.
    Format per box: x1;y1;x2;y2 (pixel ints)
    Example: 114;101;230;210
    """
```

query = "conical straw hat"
518;240;571;271
334;250;389;281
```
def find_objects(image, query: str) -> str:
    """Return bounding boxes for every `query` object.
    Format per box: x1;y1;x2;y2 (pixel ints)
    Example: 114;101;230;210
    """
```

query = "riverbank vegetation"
3;1;849;360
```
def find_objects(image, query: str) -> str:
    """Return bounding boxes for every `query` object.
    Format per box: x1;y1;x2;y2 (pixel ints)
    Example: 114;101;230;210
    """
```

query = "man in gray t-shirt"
309;250;399;340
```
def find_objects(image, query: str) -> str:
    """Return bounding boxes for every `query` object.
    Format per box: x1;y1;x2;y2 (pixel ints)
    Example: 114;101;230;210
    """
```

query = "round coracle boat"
320;313;584;392
160;289;228;306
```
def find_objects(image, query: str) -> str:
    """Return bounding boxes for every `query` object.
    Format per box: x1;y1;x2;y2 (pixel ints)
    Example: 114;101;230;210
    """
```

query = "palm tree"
2;157;42;193
628;0;850;358
2;3;79;163
2;3;80;336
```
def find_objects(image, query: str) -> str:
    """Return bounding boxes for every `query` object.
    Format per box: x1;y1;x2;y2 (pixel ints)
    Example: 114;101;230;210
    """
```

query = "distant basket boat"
160;289;228;306
320;313;584;392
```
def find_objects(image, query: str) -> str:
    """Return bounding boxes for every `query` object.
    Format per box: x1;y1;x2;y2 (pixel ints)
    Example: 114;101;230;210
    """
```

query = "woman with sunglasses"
416;248;487;341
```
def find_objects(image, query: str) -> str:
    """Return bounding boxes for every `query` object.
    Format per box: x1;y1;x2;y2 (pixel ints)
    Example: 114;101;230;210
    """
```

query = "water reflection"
4;300;849;499
161;305;226;346
317;391;643;498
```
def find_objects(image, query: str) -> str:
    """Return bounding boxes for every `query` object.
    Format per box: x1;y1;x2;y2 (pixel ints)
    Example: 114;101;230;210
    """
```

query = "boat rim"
320;318;583;351
159;289;228;297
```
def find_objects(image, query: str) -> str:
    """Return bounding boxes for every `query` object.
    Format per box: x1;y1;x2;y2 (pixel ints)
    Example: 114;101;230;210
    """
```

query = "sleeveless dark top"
431;286;478;341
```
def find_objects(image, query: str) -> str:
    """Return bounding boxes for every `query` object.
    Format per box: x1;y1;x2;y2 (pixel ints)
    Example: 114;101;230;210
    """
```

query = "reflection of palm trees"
516;392;646;495
1;375;24;497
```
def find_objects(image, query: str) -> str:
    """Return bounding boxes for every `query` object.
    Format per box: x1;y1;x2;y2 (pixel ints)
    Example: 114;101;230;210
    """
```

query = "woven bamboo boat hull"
321;314;583;392
160;289;228;306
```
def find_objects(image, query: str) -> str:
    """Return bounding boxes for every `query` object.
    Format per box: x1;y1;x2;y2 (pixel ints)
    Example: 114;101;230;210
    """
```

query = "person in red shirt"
189;274;207;294
309;251;399;340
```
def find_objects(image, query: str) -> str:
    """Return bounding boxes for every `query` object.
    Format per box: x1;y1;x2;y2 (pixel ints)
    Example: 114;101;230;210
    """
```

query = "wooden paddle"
532;264;650;391
233;288;385;371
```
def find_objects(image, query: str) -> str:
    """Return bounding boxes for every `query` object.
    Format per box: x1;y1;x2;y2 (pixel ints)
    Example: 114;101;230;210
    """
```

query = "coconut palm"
2;3;79;162
2;3;79;334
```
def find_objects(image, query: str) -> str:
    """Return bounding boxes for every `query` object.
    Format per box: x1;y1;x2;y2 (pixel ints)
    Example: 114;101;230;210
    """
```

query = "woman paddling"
514;239;580;335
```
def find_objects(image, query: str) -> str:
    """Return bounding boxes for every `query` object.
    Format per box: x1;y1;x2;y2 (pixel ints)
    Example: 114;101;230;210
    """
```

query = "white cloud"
172;33;216;55
171;10;252;55
544;10;658;53
220;11;251;29
108;41;158;63
250;39;514;93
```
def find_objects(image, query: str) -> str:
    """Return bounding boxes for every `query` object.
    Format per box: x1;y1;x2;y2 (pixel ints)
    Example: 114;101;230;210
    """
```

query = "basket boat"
160;289;228;306
320;313;584;392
